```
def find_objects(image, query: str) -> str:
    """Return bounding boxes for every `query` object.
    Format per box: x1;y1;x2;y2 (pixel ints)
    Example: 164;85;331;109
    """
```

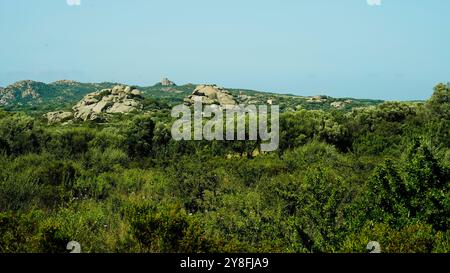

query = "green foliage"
342;222;445;253
128;203;216;253
402;141;450;230
427;83;450;120
279;110;345;151
124;115;155;158
45;127;95;158
0;113;41;155
37;221;71;253
355;140;450;232
361;159;410;227
0;153;79;210
261;166;349;252
0;83;448;253
0;212;31;252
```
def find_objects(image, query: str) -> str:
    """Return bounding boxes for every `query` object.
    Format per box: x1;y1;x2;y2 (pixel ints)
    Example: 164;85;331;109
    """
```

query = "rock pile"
184;84;236;107
330;101;346;109
44;111;73;124
72;85;144;121
331;99;353;109
160;77;176;86
307;95;328;103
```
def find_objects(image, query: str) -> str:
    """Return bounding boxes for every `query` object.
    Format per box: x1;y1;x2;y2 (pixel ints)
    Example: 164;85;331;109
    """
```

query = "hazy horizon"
0;77;425;102
1;0;449;100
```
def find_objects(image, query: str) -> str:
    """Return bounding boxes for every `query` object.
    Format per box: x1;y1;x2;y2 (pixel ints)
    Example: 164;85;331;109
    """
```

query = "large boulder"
45;111;73;124
107;103;137;113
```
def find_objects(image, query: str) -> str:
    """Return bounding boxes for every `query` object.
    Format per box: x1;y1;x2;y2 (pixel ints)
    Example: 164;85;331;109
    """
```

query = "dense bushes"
341;222;448;253
0;113;42;155
128;202;217;253
0;83;449;253
0;153;80;210
124;115;155;158
352;141;450;232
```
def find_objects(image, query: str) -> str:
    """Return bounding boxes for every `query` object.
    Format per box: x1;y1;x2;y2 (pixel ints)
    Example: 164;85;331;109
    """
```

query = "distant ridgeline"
0;78;385;115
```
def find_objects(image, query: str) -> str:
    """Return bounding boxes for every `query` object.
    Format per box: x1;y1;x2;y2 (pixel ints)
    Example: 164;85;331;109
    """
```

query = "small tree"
125;115;155;158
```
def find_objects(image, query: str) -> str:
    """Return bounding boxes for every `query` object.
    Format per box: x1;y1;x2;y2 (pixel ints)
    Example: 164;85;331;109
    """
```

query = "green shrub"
128;203;216;253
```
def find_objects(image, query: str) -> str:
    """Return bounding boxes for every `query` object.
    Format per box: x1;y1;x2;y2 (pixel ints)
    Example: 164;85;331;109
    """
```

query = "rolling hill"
0;79;385;114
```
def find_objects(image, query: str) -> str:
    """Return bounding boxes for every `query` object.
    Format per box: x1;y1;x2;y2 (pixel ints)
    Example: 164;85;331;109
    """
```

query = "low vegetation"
0;83;449;253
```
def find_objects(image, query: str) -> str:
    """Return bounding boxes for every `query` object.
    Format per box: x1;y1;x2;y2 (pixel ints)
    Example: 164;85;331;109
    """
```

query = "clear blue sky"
1;0;449;100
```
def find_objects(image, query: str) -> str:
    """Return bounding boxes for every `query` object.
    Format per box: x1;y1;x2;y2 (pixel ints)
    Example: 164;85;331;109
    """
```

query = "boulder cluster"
72;85;144;121
45;85;144;124
160;77;176;86
184;84;236;108
306;95;328;103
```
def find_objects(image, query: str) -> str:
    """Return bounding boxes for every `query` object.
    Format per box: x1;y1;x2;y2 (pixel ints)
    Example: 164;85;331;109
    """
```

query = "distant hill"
0;80;118;111
0;79;385;114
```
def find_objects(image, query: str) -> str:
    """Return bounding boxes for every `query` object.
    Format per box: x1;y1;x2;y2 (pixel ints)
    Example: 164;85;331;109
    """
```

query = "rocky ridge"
51;80;80;85
0;80;48;105
0;80;119;107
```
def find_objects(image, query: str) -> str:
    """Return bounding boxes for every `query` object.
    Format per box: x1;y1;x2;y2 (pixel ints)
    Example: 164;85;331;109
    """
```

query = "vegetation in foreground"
0;83;449;253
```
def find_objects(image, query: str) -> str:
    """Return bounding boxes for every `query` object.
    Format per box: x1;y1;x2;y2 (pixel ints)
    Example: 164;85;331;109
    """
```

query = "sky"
0;0;449;100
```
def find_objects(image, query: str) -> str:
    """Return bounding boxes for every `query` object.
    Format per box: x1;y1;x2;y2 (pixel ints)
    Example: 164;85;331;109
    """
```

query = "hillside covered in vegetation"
0;79;384;115
0;82;448;253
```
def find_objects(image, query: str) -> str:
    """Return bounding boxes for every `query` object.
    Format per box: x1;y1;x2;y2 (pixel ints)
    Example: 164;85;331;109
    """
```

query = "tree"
427;83;450;120
279;110;344;152
124;115;155;158
359;140;450;230
128;203;215;253
362;159;410;228
0;114;41;155
403;140;450;230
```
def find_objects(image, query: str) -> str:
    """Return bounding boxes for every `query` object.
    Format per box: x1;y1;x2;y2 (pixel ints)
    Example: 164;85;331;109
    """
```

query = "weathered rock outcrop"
51;80;80;85
184;84;236;107
72;85;144;121
330;101;345;109
160;77;176;86
44;111;74;124
307;95;328;103
0;80;47;105
331;99;353;109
